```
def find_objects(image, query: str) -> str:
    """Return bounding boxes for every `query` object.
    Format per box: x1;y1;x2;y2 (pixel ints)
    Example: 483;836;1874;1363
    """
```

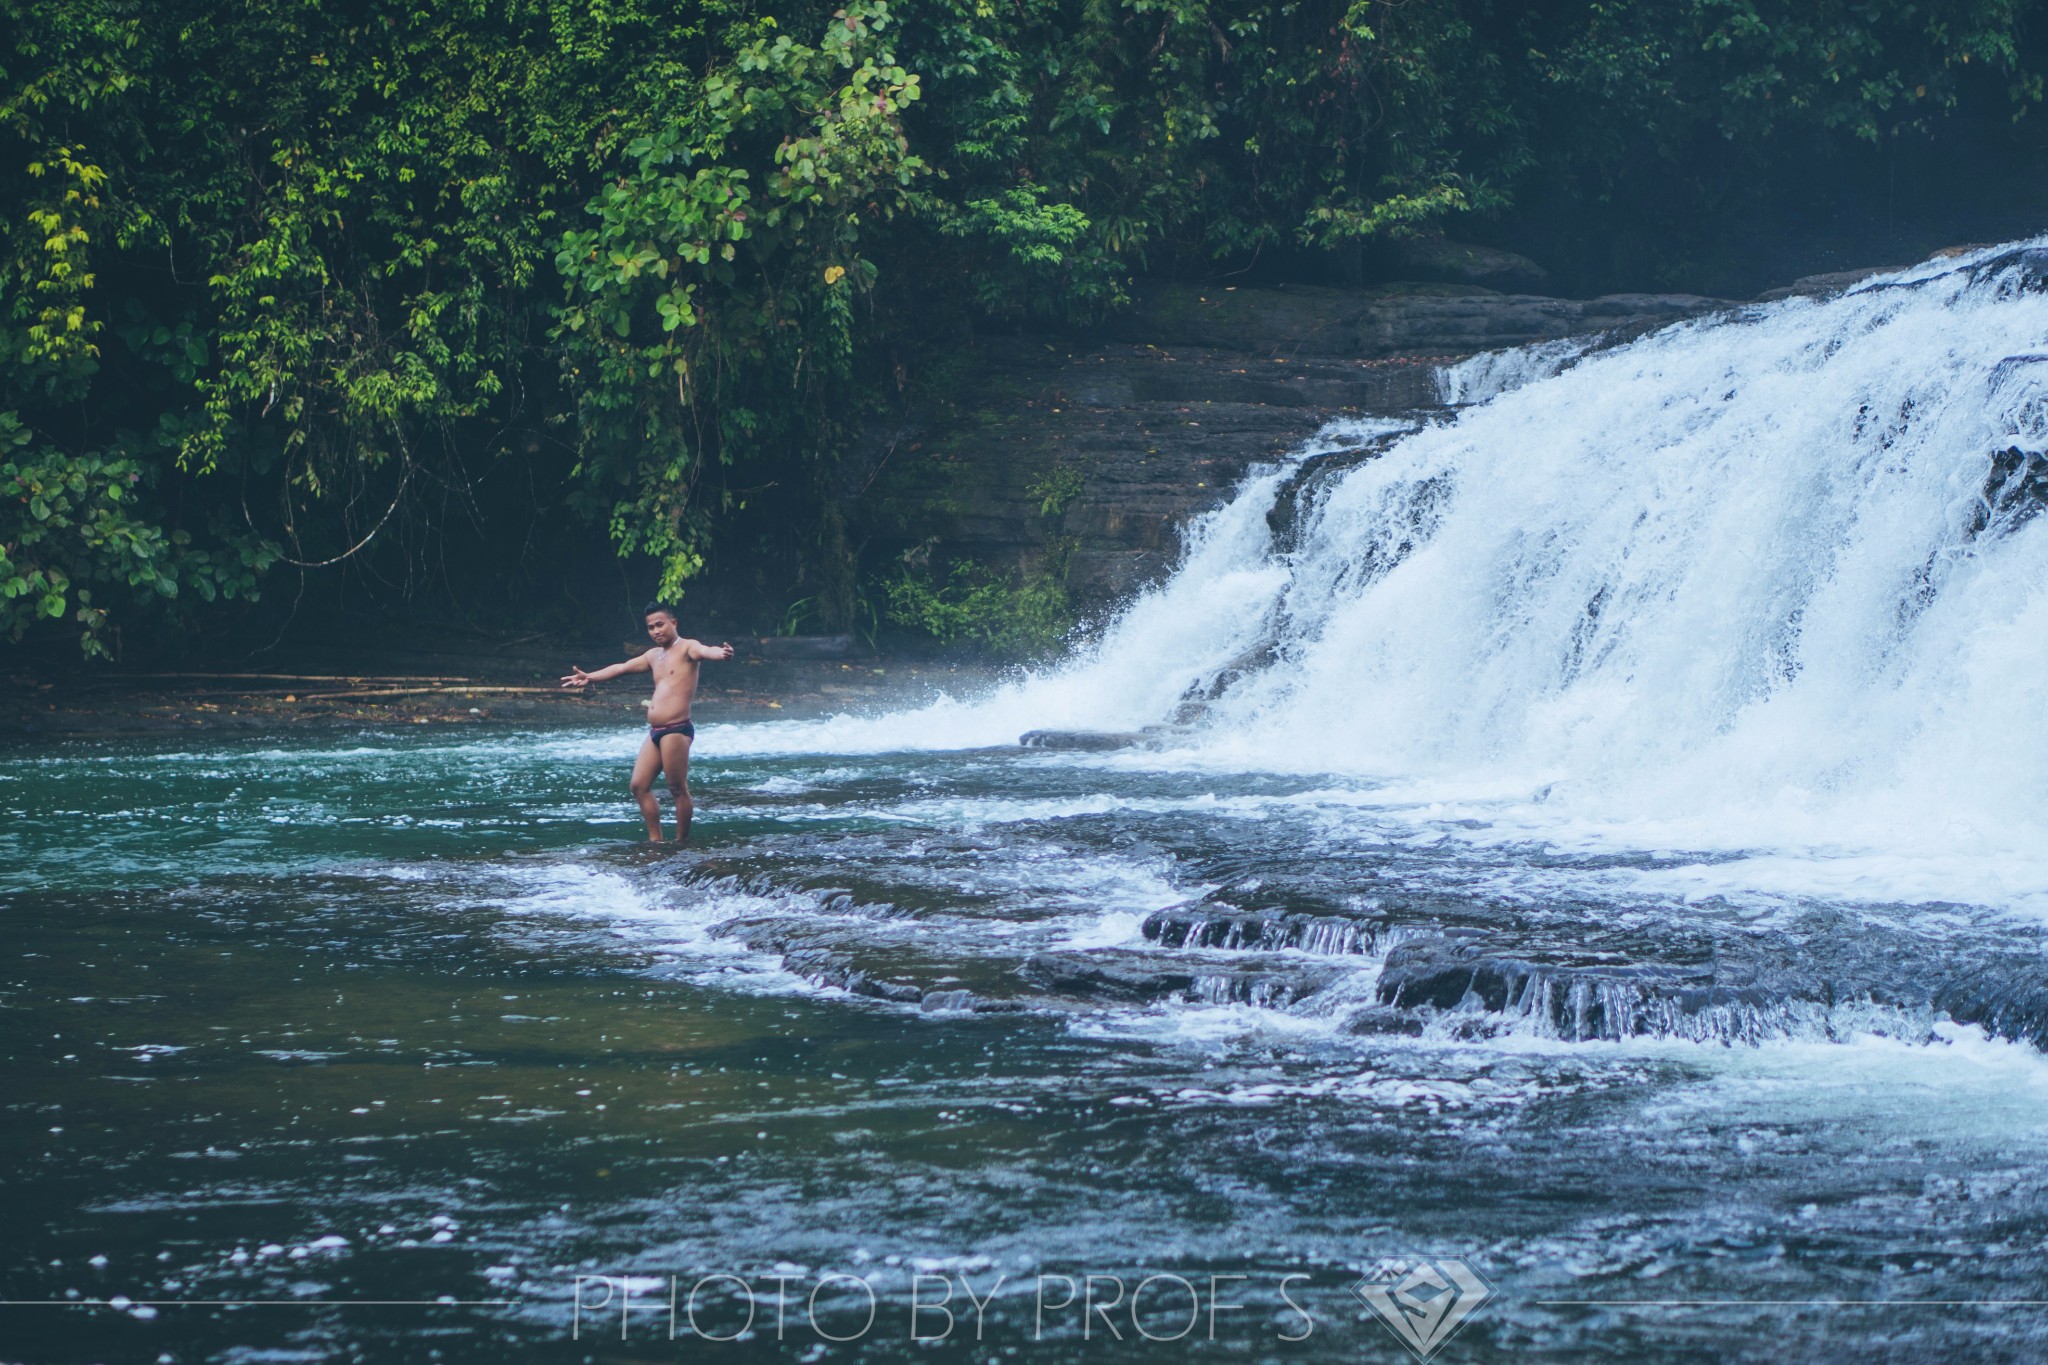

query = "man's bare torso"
644;642;707;727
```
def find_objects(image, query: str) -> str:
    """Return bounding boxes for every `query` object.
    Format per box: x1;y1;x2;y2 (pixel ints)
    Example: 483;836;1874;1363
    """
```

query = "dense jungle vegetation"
5;0;2047;656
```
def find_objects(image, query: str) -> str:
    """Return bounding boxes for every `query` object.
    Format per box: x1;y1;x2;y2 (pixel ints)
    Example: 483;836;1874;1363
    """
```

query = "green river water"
10;723;2048;1364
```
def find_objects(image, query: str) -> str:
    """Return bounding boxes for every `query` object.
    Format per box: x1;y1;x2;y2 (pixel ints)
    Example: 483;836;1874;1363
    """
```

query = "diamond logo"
1351;1257;1493;1360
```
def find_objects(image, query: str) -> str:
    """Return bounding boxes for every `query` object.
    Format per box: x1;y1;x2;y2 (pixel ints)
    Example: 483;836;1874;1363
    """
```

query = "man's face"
645;612;678;645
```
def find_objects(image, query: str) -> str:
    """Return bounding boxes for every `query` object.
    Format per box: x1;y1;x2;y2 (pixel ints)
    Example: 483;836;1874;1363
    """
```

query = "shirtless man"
559;603;735;843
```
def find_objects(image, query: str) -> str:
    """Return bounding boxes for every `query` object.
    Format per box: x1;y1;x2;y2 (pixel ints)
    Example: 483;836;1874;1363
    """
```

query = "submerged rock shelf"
678;854;2048;1053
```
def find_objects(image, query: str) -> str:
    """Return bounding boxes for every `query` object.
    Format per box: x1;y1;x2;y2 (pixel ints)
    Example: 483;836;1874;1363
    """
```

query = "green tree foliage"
883;557;1073;655
1524;0;2039;146
1506;1;2045;282
2;0;2042;653
896;0;1525;313
553;0;926;600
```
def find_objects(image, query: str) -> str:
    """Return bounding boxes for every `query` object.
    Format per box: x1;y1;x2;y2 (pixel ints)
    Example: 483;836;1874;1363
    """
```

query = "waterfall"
731;242;2048;907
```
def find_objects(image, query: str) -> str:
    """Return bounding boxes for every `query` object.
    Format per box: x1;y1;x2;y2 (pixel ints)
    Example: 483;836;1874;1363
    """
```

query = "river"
11;243;2048;1363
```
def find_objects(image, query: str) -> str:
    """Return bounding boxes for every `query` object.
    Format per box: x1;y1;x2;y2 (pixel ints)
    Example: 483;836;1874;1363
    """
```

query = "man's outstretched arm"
686;640;736;662
560;652;655;688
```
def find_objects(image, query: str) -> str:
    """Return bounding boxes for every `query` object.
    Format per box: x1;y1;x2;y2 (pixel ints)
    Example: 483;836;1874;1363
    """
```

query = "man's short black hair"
642;600;679;622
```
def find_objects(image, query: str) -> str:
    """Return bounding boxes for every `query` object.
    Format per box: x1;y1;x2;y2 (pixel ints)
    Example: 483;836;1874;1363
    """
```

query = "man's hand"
559;666;593;689
710;641;735;661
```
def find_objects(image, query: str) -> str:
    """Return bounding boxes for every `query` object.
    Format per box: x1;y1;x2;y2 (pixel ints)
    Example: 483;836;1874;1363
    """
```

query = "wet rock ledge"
865;278;1733;609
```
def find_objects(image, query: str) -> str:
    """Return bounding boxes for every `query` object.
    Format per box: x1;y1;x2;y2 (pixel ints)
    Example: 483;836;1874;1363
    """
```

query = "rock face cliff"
862;278;1738;608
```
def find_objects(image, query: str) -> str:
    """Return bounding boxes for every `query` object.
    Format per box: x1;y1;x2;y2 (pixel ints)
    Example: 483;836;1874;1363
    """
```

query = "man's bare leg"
628;738;665;841
657;732;695;844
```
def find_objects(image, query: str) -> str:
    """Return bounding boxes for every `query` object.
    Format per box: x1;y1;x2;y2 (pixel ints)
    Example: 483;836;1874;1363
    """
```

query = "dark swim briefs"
649;720;695;743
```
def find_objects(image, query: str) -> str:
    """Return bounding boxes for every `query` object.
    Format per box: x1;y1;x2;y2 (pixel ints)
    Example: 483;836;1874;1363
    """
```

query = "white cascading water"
729;243;2048;908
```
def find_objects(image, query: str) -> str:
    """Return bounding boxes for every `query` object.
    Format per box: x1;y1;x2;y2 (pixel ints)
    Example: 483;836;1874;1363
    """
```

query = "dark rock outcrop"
867;280;1731;610
1018;949;1343;1009
1753;266;1902;302
1019;951;1199;1002
1103;281;1725;359
1388;237;1551;292
1019;728;1148;751
1970;444;2048;538
1967;244;2048;293
1143;906;1383;955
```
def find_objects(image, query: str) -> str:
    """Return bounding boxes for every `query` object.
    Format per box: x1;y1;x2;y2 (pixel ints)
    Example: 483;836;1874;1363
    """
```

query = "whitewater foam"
470;861;826;995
